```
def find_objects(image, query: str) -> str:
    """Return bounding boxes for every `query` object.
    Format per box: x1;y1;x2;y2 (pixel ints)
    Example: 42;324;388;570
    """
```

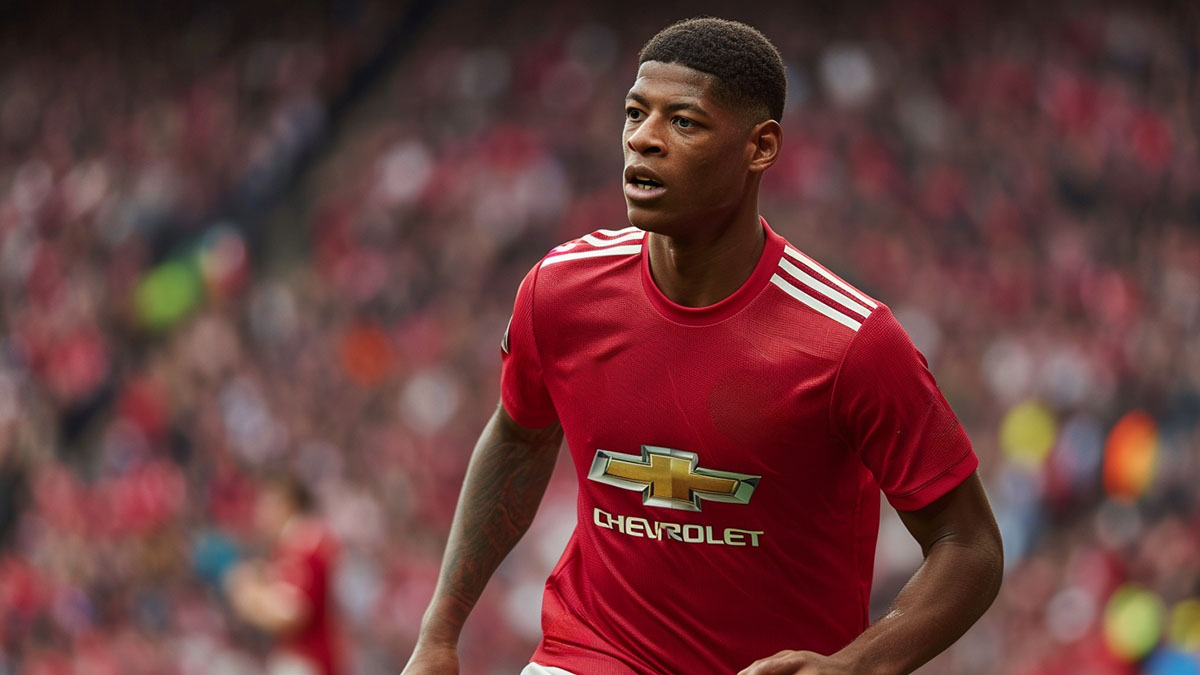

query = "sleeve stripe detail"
541;244;643;267
549;230;645;254
770;274;862;331
778;258;872;318
580;230;645;247
783;246;878;310
595;226;641;237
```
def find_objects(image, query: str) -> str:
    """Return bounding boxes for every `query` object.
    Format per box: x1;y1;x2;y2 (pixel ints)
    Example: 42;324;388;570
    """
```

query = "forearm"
836;535;1003;674
236;583;308;635
419;405;562;645
226;564;309;636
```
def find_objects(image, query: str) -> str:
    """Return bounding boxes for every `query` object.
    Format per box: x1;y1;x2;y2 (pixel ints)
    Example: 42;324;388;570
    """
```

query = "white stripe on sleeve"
541;244;643;267
770;274;862;331
579;230;645;247
777;258;872;318
783;246;878;310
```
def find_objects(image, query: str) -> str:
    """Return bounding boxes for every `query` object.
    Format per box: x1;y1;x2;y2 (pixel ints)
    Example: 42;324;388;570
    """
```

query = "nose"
626;116;664;156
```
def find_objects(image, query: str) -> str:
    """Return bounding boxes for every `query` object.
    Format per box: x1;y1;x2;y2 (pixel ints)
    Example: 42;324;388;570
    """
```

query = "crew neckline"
640;216;785;326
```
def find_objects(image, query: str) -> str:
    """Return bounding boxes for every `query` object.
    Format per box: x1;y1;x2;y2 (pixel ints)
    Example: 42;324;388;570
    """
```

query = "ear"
747;119;782;174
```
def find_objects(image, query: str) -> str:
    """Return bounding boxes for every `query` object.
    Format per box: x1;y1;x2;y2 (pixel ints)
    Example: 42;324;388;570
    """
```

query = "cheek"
255;498;282;530
692;145;749;192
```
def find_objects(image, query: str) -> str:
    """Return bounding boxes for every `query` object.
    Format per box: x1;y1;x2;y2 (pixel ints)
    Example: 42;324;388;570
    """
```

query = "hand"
223;560;265;594
401;640;459;675
224;561;263;612
738;650;854;675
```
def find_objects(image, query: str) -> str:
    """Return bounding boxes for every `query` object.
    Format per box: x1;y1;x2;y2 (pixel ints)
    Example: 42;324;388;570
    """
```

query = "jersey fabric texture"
500;219;978;674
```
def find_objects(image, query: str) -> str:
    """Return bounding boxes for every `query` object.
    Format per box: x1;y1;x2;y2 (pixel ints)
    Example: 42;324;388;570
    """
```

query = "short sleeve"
831;307;978;511
500;263;558;427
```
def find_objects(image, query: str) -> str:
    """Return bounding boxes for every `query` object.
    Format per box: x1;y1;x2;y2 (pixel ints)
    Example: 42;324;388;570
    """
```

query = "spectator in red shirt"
227;474;341;675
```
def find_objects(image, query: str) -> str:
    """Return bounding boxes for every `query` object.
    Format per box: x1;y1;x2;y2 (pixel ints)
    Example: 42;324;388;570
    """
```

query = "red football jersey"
273;520;341;675
501;219;977;674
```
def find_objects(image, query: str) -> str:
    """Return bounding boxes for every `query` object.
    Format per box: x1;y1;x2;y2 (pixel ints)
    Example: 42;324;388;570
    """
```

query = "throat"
646;220;766;308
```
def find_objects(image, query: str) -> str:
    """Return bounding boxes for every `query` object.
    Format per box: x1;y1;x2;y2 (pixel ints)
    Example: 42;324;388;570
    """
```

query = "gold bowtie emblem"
588;446;760;511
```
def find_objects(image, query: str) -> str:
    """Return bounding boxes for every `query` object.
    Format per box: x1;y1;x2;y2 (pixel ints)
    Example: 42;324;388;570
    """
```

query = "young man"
227;475;342;675
405;17;1002;675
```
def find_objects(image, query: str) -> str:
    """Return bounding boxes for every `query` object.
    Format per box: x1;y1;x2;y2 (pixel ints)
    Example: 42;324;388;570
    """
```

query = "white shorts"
521;664;577;675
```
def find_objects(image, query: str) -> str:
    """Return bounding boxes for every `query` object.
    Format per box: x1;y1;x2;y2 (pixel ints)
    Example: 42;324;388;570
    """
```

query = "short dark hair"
265;473;315;514
638;17;786;122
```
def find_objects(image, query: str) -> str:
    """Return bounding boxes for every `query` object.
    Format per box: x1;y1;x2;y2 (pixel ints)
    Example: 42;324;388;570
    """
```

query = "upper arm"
501;263;559;428
489;398;564;451
896;471;1002;562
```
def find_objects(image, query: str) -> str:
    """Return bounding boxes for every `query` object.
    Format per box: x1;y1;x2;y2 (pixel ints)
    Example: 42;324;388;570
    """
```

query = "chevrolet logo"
588;446;760;511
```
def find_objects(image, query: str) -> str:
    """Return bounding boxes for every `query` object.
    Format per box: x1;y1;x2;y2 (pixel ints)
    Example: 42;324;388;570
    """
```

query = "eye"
673;116;694;129
626;108;644;121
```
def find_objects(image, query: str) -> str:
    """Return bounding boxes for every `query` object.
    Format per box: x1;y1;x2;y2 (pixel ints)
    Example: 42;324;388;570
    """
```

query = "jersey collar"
640;216;785;326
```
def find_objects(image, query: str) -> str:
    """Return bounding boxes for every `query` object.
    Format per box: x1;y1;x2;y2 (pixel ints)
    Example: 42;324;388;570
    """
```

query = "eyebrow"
625;91;709;117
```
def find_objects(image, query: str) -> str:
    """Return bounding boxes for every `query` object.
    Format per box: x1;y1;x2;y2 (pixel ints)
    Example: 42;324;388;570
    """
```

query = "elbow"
960;498;1006;608
977;524;1005;608
939;523;1004;610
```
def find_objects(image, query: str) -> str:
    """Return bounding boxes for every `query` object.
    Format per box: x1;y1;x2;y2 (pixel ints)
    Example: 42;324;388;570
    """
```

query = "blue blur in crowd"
193;530;242;587
1147;650;1200;675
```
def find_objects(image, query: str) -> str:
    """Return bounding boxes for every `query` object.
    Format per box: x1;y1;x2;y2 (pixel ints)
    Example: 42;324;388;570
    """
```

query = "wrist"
417;604;464;647
828;646;893;675
415;629;459;651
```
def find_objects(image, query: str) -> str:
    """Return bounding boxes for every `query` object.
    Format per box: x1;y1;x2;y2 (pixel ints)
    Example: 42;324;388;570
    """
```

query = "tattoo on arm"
421;404;563;643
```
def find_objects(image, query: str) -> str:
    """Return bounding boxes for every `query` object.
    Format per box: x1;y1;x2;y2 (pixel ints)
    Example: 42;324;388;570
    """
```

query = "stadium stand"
0;1;1196;673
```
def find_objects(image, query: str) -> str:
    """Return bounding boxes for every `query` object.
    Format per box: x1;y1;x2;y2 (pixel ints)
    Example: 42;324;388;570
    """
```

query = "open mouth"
630;176;663;190
623;166;667;202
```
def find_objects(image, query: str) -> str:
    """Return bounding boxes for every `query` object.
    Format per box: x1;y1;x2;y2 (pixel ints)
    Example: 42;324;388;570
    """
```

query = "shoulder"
538;226;646;270
763;241;885;346
280;519;337;562
524;226;646;300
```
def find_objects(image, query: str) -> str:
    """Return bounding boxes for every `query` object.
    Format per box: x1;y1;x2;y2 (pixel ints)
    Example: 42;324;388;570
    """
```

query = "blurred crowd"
1;1;1198;673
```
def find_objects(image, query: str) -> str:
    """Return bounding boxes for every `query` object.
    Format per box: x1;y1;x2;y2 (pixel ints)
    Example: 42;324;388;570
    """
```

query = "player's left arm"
744;304;1003;675
739;471;1003;675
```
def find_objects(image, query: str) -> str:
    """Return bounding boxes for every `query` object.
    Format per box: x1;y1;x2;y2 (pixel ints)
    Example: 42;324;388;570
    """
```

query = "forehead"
627;60;720;104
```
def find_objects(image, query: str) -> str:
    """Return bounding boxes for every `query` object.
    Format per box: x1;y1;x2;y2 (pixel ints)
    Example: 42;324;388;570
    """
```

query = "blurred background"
0;0;1198;673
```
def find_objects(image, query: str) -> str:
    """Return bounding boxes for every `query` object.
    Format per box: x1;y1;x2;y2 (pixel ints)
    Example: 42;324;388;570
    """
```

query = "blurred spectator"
226;474;341;675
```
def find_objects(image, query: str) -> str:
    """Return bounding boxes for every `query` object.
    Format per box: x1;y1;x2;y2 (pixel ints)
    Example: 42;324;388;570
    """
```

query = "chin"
625;204;678;235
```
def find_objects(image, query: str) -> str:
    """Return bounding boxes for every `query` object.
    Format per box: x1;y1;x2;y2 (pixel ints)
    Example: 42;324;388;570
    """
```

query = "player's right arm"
403;403;562;674
406;261;560;673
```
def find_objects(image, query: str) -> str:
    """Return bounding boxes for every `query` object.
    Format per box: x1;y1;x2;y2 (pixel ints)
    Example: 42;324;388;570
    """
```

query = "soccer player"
227;475;342;675
404;17;1002;675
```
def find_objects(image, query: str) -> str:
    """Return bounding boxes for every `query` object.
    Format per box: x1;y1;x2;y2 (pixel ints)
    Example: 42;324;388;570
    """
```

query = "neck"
646;208;766;308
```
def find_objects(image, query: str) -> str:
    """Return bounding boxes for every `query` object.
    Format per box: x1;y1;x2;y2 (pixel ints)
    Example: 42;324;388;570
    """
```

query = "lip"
624;182;667;201
623;164;667;202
